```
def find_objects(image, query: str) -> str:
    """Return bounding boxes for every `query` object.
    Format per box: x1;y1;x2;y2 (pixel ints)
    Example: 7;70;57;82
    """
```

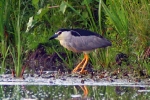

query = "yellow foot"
72;69;88;75
72;68;79;73
72;54;89;74
79;70;88;74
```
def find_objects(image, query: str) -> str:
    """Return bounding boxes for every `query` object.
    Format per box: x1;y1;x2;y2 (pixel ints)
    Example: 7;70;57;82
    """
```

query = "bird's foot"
79;70;88;74
72;68;78;73
72;69;88;75
72;67;82;73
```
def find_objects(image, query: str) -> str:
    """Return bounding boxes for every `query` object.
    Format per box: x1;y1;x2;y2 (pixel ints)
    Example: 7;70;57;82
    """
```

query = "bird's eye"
57;31;62;35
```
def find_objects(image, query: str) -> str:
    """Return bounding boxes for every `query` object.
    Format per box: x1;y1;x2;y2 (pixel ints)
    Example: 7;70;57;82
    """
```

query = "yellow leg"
72;55;86;73
79;54;89;74
80;85;88;97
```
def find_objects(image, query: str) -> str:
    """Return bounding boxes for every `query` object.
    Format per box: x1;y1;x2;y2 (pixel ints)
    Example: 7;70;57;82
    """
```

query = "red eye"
58;31;62;35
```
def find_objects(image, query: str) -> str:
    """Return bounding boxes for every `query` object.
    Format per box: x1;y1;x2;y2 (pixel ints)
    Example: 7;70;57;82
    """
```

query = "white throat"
56;31;71;41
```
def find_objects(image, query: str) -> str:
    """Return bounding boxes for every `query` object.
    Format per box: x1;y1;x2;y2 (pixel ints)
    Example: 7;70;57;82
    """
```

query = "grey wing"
69;36;111;52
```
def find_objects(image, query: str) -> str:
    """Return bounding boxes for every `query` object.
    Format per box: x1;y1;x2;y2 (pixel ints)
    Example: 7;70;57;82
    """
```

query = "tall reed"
0;0;9;74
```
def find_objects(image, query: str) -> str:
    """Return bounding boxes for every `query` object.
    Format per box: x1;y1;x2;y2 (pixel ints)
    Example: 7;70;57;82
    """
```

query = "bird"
49;28;112;74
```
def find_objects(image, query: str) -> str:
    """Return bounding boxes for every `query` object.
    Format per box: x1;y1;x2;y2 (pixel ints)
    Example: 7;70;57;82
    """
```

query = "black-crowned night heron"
49;29;111;74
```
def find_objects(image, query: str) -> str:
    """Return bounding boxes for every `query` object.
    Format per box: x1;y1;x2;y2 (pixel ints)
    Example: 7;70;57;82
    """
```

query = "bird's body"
49;28;111;73
50;29;111;53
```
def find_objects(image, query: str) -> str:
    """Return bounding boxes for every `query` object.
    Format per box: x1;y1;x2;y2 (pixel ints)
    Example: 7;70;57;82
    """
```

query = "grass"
16;0;21;77
0;0;150;77
0;0;6;74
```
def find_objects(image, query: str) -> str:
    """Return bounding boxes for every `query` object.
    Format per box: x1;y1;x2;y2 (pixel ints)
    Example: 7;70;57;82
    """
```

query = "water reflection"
0;85;150;100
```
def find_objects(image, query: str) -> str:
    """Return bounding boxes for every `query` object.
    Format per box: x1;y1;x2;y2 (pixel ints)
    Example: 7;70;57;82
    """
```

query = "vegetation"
0;0;149;77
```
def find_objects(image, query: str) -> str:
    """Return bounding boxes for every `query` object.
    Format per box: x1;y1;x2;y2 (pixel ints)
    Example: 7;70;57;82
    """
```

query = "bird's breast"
59;40;79;52
59;40;68;48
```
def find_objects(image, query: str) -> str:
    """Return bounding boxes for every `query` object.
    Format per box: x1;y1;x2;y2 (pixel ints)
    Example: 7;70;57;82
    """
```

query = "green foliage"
102;0;150;73
0;0;150;76
0;0;6;73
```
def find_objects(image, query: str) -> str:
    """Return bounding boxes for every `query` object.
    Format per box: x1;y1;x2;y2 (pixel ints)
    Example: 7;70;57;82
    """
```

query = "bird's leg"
80;85;88;97
79;54;89;74
72;55;86;73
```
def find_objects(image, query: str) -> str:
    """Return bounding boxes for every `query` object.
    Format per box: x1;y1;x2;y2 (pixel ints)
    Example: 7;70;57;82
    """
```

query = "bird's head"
49;29;71;40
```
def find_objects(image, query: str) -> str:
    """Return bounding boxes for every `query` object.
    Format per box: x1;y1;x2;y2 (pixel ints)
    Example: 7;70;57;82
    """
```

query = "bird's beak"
49;34;59;40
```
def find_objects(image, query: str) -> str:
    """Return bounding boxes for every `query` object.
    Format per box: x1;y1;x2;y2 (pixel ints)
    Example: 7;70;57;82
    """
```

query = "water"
1;85;150;100
0;73;150;100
